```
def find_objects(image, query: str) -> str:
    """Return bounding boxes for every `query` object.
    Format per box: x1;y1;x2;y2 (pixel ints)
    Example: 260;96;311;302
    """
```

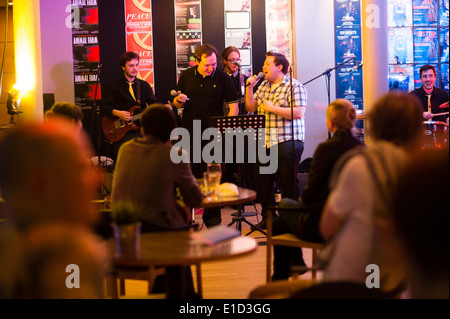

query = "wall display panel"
389;64;415;92
439;0;449;26
388;0;413;27
335;28;362;64
124;0;154;88
440;27;449;62
413;27;439;63
441;63;449;92
175;0;202;79
335;0;361;28
388;27;414;64
265;0;293;65
412;0;438;26
225;0;252;76
414;63;440;88
72;0;101;110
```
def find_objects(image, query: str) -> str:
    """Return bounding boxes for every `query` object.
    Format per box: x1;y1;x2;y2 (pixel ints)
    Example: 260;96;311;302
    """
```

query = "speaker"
43;93;55;114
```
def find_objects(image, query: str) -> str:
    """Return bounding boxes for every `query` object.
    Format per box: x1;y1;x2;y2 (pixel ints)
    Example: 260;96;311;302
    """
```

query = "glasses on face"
226;59;241;63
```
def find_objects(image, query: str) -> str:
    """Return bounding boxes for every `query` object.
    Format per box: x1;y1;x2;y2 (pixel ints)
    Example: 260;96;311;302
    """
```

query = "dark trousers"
254;140;304;218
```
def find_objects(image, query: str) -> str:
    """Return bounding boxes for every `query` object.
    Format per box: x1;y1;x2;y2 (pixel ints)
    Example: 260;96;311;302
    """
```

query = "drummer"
409;64;449;124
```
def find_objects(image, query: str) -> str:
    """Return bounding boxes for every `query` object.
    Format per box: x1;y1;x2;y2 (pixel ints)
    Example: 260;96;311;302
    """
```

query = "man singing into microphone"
245;51;307;230
172;44;239;228
102;51;158;161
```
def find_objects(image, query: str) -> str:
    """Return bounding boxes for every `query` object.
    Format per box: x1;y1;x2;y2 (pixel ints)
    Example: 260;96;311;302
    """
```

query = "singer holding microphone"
245;51;307;230
172;44;239;228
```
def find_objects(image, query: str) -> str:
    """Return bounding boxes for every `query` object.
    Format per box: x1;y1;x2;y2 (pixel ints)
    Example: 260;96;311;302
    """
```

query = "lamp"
6;84;21;116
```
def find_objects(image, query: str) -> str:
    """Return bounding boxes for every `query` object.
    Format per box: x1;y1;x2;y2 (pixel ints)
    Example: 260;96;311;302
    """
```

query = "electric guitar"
102;105;142;142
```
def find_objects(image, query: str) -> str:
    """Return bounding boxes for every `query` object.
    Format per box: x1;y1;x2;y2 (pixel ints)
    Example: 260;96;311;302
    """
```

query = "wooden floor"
121;203;322;299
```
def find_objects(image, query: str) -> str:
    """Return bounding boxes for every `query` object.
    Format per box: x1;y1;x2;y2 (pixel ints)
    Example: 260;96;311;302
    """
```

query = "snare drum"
422;121;448;148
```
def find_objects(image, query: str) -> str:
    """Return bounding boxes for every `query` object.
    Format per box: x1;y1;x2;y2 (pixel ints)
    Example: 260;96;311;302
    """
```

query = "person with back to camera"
270;99;365;281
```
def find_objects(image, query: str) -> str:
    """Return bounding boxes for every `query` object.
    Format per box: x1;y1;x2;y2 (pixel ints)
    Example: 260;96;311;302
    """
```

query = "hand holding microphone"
246;72;264;88
171;90;190;104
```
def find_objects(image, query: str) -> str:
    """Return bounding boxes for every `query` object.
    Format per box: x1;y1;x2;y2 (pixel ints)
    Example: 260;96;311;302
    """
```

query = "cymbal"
439;101;449;109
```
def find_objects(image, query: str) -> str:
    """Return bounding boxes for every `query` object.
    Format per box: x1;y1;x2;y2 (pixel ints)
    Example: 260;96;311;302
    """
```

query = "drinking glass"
206;163;222;199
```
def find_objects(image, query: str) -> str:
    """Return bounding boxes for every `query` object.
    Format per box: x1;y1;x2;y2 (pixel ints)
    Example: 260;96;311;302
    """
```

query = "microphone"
232;61;241;67
246;72;264;86
170;90;190;101
349;62;363;73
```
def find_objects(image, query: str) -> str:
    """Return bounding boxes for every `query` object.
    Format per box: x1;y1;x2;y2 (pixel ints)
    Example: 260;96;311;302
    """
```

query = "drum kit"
355;101;449;148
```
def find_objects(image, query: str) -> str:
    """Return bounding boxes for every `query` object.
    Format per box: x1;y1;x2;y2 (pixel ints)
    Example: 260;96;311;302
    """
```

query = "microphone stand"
289;66;297;196
303;57;355;139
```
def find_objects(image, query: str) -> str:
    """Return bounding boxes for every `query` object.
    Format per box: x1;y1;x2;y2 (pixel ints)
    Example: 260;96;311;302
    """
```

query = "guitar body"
102;106;141;142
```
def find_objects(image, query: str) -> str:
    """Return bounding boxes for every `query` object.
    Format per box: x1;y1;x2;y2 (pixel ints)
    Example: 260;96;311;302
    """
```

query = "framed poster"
335;0;361;28
388;27;414;64
225;30;252;50
412;0;438;26
226;11;251;29
389;64;415;92
440;27;449;62
441;63;449;92
335;28;362;63
225;0;250;11
388;0;413;27
439;0;449;26
413;27;439;63
336;65;363;100
265;0;293;64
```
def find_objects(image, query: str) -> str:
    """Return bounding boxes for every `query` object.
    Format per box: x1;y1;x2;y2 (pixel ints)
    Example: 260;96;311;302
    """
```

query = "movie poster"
334;0;361;28
440;27;449;62
388;27;414;64
388;0;413;27
412;0;438;26
389;64;415;92
175;0;202;77
335;28;362;64
439;0;449;26
124;0;154;88
265;0;293;64
336;65;363;101
414;63;440;88
413;27;439;63
441;63;449;92
72;0;100;110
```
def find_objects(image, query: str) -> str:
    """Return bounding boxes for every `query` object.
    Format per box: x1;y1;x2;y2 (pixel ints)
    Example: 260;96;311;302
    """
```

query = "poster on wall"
336;66;363;102
412;0;438;26
413;27;439;63
265;0;293;65
414;63;440;88
440;27;449;62
441;63;449;92
335;28;362;64
335;0;361;28
124;0;154;88
389;64;415;92
72;0;100;110
388;27;414;64
175;0;202;78
439;0;449;26
225;0;250;11
388;0;413;27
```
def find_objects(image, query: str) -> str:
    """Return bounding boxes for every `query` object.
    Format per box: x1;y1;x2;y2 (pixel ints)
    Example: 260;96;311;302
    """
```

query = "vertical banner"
124;0;155;88
72;0;101;110
224;0;252;77
265;0;293;66
175;0;202;79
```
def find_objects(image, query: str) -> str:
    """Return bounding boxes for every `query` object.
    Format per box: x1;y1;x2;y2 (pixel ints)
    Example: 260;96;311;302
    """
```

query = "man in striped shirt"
245;51;307;229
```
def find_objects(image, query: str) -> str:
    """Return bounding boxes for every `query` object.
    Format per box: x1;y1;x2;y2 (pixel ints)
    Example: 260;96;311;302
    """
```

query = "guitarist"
102;51;158;161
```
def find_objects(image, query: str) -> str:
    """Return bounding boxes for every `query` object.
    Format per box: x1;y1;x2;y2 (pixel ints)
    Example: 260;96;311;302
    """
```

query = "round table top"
110;230;257;267
200;187;257;208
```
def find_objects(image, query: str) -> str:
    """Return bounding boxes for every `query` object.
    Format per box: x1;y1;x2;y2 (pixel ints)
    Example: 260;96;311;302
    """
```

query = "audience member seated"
319;92;423;296
0;122;108;298
44;102;84;136
271;99;364;281
391;147;449;299
110;104;203;298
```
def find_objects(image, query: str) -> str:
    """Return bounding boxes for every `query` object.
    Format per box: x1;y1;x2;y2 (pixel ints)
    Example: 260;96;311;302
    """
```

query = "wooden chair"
266;206;324;283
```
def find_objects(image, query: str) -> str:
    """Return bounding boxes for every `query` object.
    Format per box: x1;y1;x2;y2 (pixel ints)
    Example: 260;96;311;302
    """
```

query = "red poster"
125;0;152;33
126;33;153;70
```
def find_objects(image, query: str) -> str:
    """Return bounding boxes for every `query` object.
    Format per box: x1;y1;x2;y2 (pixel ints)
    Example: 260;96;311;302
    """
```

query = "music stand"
209;114;266;236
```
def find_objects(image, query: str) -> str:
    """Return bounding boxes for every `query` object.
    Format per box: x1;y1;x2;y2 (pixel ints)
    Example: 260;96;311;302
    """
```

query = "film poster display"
414;63;440;88
412;0;438;26
124;0;154;88
225;0;252;77
388;64;415;92
439;0;449;26
72;0;101;110
335;28;362;64
175;0;202;78
335;0;361;28
440;27;449;62
413;27;439;64
388;0;413;27
388;27;414;64
441;63;449;92
336;66;363;103
265;0;293;66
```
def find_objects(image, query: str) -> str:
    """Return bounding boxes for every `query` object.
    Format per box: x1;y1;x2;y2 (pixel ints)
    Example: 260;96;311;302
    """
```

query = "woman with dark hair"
271;99;364;281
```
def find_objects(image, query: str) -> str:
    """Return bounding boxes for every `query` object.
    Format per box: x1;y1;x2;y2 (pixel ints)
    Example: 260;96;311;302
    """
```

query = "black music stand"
209;114;266;236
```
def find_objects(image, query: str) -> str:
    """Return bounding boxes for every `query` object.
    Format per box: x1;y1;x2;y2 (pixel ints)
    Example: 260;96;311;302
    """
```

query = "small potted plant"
110;201;141;257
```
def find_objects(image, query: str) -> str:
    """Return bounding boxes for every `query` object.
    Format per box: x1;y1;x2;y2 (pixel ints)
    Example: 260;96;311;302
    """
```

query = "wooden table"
107;230;257;298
